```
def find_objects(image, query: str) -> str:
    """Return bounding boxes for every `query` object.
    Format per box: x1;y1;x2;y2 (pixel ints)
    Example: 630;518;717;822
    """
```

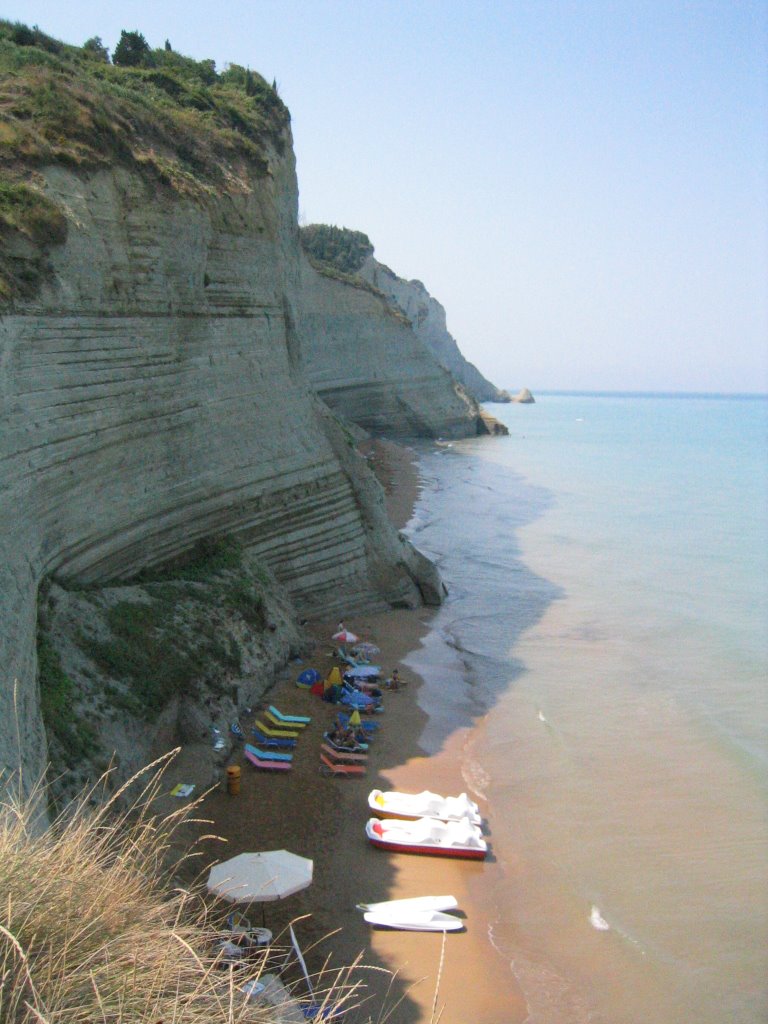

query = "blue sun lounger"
268;705;311;725
245;743;293;763
251;729;296;749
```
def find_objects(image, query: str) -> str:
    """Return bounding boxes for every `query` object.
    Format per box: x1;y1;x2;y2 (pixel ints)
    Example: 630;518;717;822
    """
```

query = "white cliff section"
358;256;508;404
298;253;483;438
0;144;438;787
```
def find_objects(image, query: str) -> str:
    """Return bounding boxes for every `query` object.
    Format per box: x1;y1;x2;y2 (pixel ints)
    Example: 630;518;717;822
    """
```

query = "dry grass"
0;754;366;1023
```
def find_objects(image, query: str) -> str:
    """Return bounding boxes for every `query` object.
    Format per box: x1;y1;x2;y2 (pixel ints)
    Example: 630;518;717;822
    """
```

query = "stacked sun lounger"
241;706;313;774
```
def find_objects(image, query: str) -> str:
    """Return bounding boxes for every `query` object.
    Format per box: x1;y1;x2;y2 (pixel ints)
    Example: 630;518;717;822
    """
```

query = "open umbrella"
353;642;380;658
207;850;313;904
332;629;359;645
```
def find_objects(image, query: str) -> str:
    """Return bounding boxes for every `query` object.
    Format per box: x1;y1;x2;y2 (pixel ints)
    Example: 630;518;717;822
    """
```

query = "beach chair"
244;748;291;772
269;705;311;725
265;709;308;731
253;720;300;739
320;743;368;764
245;743;293;763
319;752;366;777
251;728;297;749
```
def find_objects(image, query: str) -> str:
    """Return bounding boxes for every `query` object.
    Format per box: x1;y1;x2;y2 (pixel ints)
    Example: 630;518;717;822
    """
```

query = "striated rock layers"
299;253;488;438
358;256;510;404
0;137;452;790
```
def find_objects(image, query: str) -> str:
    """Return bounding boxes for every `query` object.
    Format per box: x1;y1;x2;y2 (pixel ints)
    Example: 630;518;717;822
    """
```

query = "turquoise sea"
403;393;767;1024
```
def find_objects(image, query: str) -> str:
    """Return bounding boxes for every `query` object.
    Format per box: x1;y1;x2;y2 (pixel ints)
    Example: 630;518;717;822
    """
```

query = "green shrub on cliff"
37;634;99;761
112;29;152;67
300;223;374;274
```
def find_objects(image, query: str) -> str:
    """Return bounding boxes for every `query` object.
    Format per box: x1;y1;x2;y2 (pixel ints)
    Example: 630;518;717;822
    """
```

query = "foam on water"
589;906;610;931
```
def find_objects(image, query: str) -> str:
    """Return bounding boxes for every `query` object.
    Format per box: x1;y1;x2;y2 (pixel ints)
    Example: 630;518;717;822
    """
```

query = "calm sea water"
403;393;768;1024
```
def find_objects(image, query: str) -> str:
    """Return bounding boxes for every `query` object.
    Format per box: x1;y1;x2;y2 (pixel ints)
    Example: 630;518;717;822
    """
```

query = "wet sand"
185;439;526;1023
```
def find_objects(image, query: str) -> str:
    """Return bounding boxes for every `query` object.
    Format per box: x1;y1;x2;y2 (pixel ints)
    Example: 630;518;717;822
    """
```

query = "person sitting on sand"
328;723;360;749
334;714;367;746
343;672;383;698
386;668;405;690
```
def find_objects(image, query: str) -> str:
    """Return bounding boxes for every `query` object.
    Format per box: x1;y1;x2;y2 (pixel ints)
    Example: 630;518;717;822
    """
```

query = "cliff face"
0;143;441;788
358;256;510;404
298;253;487;438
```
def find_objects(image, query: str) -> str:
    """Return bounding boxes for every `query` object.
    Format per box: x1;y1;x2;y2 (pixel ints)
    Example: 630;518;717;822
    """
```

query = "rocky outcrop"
0;144;447;791
511;388;535;403
358;256;510;404
299;254;488;438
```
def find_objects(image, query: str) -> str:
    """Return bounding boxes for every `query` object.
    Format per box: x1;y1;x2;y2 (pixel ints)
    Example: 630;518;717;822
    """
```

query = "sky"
6;0;767;393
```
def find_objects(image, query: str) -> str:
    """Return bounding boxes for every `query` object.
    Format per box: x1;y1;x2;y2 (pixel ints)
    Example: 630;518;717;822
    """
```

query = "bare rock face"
358;257;510;404
511;388;536;403
0;142;442;791
298;253;486;438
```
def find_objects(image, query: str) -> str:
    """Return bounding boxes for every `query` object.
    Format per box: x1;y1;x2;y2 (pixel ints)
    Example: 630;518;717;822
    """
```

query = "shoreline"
186;438;526;1022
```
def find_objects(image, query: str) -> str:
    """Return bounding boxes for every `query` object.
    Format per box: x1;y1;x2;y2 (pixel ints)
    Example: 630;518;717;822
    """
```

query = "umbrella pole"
289;925;314;999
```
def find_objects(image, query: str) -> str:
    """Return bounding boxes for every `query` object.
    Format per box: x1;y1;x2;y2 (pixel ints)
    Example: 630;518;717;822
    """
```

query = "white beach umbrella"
207;850;313;904
353;642;380;657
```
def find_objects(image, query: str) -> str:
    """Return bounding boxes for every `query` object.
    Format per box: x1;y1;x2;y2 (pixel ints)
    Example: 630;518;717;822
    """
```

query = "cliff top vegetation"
300;224;374;275
0;22;289;187
0;21;290;300
299;223;409;324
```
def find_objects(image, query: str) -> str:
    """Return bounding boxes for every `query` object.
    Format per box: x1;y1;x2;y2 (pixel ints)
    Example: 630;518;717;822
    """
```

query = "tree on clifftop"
83;35;109;62
113;29;152;67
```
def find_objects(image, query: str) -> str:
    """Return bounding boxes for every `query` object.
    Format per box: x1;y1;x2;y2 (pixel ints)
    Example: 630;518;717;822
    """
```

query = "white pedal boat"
365;816;488;860
363;909;463;932
356;895;459;914
368;788;482;825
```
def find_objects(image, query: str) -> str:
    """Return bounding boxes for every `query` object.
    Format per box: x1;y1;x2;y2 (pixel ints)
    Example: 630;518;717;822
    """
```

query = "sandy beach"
182;439;526;1023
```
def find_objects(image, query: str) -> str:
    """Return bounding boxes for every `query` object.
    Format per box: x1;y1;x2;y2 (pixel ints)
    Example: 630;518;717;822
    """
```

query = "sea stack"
512;388;536;403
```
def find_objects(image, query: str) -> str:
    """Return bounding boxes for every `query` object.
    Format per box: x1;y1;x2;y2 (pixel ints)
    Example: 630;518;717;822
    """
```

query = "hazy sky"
7;1;767;393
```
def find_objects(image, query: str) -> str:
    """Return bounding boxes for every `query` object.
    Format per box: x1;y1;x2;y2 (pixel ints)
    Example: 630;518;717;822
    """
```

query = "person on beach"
386;668;404;690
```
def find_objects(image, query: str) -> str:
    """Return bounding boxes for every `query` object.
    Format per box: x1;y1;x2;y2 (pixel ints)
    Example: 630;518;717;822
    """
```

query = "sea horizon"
510;388;768;400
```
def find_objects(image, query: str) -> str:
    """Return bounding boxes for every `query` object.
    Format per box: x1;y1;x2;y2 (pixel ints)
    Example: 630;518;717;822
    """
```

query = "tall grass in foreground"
0;755;365;1023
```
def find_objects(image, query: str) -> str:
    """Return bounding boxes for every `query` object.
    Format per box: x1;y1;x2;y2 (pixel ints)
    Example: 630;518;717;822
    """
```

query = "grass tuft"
0;759;367;1022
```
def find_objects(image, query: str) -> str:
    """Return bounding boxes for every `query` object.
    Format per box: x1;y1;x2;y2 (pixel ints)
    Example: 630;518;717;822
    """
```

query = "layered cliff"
300;224;509;405
0;27;485;794
298;252;486;438
0;32;441;792
358;256;510;404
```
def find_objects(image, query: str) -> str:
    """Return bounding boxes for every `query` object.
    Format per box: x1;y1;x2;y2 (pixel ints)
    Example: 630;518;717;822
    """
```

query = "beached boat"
365;817;487;860
356;895;459;914
368;788;482;825
363;909;463;932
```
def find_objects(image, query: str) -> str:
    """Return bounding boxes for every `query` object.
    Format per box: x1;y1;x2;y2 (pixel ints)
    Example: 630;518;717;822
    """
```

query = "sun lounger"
245;743;293;763
319;752;366;776
253;720;300;739
245;748;291;772
321;743;368;764
251;729;296;749
264;710;308;731
269;705;311;725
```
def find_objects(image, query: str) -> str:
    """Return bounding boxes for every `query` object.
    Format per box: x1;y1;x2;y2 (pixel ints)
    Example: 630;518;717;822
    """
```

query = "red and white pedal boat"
365;816;487;860
368;788;482;825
